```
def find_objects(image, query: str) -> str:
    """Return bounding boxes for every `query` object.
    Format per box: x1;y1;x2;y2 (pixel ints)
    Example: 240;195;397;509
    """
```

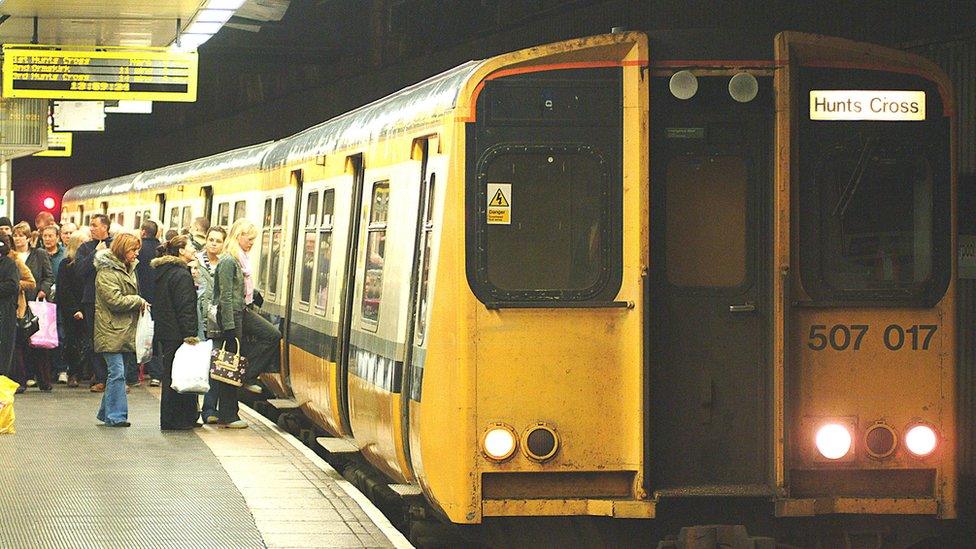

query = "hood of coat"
150;255;187;270
94;248;136;273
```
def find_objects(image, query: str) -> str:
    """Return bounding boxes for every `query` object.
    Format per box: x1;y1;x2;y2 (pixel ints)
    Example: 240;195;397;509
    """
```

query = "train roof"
262;59;484;168
64;59;486;202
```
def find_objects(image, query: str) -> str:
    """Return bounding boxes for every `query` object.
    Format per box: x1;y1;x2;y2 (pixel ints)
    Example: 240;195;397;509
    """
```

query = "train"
62;30;965;546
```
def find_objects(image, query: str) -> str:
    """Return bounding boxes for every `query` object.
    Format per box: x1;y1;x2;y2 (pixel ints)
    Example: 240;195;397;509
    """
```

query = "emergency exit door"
649;76;772;492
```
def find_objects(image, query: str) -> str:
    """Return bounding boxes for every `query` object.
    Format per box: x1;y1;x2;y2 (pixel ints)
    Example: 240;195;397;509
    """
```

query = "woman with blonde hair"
212;218;280;428
56;230;92;387
93;233;146;427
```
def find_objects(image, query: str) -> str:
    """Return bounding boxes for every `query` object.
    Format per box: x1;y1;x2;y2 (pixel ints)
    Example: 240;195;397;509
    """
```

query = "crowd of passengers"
0;212;281;429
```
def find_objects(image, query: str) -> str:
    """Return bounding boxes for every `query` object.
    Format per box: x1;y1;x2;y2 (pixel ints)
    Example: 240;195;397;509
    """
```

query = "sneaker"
67;376;79;388
107;421;131;428
26;379;36;387
149;379;161;387
39;385;53;392
90;383;105;393
205;415;219;424
222;420;248;429
57;372;68;384
244;384;263;394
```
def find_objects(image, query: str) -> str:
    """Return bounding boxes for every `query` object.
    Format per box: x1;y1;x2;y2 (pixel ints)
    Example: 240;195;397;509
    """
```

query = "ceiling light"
205;0;246;10
194;9;235;23
186;21;224;35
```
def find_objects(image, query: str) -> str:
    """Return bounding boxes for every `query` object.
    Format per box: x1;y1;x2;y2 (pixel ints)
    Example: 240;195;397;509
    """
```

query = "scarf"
237;250;254;305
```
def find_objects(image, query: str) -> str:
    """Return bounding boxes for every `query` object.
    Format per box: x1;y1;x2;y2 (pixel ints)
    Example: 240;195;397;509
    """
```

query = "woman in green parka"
94;233;147;428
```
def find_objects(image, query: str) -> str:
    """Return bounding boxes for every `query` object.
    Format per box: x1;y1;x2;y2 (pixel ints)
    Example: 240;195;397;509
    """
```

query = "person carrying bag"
151;235;202;430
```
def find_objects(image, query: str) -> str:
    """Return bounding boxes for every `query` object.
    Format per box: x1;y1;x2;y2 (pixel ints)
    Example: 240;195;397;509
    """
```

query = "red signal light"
42;196;56;210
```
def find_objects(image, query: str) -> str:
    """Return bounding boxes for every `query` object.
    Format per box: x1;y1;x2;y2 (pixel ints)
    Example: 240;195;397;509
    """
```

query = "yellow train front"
60;30;961;545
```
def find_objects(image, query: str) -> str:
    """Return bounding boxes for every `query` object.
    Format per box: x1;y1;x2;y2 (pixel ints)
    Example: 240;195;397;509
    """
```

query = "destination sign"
810;90;925;121
2;45;198;102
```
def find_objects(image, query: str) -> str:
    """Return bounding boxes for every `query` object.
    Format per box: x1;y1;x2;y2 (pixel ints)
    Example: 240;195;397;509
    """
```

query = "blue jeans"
96;353;128;425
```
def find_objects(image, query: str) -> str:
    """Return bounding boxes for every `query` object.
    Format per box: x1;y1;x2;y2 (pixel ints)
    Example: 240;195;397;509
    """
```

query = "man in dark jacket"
74;214;112;391
136;220;161;386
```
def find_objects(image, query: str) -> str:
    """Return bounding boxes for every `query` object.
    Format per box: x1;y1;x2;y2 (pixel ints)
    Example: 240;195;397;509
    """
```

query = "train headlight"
483;424;517;462
905;424;938;458
815;423;853;460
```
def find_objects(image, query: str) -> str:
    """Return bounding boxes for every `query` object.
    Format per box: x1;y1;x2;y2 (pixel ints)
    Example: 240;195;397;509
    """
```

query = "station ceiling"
0;1;202;47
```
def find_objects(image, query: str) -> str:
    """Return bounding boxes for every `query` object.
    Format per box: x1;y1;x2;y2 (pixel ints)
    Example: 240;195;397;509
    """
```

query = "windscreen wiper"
832;137;875;219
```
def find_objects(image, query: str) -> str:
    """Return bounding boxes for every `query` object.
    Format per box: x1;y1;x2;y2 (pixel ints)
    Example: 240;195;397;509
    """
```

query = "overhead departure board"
1;45;198;102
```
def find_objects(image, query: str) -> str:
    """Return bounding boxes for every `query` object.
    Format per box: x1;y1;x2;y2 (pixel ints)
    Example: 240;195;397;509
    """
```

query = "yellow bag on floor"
0;375;19;434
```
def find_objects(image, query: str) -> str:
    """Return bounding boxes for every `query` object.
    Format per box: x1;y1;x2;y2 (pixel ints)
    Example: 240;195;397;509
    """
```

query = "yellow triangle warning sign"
489;189;509;207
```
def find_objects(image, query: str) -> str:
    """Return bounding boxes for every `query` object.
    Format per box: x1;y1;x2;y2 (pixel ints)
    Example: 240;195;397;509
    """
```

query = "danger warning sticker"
486;183;511;225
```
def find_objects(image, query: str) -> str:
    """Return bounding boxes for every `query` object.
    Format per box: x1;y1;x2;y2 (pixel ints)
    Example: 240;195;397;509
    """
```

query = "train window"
306;192;319;226
118;213;125;227
259;198;272;291
262;199;272;227
665;155;747;288
170;207;179;228
109;213;116;223
321;189;335;227
802;138;945;300
84;215;90;226
181;206;191;229
314;189;335;314
144;210;151;225
273;197;284;226
415;175;435;343
135;213;141;230
299;192;320;304
299;232;316;304
217;203;230;227
481;147;610;296
361;182;389;326
269;197;284;295
233;201;246;221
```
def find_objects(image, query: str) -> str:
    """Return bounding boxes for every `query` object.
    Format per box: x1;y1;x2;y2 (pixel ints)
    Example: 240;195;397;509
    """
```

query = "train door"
281;169;304;382
649;75;772;492
336;154;365;434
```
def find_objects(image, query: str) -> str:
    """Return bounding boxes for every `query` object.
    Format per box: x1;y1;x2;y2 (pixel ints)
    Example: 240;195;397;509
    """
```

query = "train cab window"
665;155;747;288
361;182;389;326
233;200;246;222
800;134;949;305
315;189;335;314
479;146;612;299
415;176;435;343
299;191;320;304
217;203;230;227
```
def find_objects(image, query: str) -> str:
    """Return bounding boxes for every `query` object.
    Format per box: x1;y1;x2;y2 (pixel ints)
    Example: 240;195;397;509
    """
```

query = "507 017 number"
807;324;938;351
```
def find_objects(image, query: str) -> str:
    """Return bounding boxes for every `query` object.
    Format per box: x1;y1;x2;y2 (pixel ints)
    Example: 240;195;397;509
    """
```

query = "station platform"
0;385;412;549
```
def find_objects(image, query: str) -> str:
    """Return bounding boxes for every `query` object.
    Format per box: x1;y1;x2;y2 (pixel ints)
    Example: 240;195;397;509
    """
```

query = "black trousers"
158;338;199;429
239;307;281;383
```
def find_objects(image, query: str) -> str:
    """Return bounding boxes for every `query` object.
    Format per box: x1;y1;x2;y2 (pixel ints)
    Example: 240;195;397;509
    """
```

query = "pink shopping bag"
28;300;58;349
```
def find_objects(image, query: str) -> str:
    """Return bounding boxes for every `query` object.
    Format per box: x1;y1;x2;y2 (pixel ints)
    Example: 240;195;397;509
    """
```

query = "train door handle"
728;302;756;313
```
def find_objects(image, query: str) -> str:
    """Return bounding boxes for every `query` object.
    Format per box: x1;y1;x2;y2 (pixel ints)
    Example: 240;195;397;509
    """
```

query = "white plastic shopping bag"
171;339;213;394
28;300;58;349
135;308;154;364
